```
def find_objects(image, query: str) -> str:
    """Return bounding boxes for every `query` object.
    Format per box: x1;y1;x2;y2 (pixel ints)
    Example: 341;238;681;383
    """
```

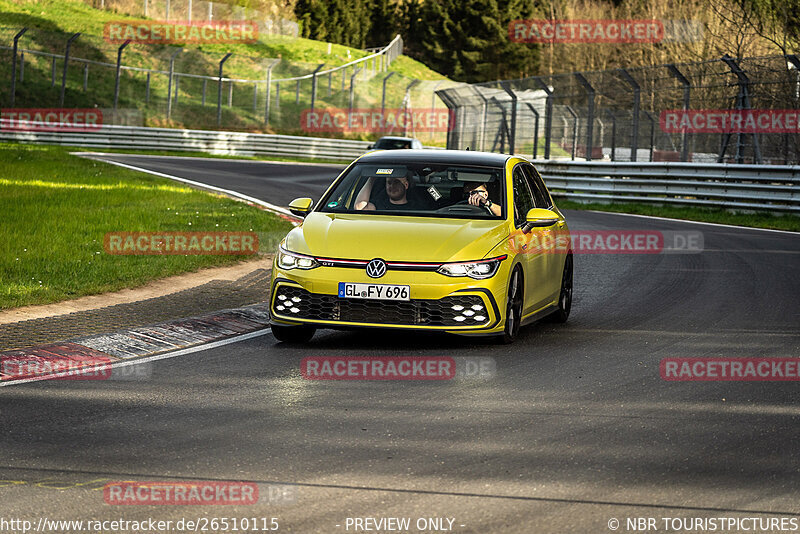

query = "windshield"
374;138;414;149
318;162;506;219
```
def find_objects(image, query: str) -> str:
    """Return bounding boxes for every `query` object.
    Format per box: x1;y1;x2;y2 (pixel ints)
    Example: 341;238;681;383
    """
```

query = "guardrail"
0;121;372;160
536;160;800;213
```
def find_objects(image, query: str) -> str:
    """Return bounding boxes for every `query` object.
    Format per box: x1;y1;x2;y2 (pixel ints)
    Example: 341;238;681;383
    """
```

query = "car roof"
360;149;512;167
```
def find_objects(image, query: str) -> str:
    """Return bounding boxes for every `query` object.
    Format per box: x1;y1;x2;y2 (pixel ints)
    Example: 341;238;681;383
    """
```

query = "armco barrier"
0;121;371;161
536;160;800;213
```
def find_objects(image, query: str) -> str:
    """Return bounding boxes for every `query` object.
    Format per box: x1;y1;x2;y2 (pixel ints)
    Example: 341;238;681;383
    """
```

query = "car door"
511;165;551;314
522;163;566;304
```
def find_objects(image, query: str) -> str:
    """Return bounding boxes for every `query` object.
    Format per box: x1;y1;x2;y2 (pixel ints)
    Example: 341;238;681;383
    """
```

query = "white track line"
72;151;346;168
575;209;799;235
73;153;298;220
0;329;272;387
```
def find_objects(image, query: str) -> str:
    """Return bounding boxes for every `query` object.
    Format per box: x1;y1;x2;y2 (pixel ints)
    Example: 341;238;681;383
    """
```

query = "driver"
355;174;420;211
463;182;501;216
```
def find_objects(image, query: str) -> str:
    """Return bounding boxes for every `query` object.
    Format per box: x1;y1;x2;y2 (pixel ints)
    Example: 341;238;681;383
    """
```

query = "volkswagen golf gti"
269;150;572;343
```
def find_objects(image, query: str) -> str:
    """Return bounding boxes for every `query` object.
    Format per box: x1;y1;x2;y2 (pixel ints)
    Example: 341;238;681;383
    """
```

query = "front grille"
273;286;488;327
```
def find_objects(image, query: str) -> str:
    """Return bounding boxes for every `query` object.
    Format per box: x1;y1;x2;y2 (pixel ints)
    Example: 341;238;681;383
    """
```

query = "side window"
512;167;535;226
522;164;552;208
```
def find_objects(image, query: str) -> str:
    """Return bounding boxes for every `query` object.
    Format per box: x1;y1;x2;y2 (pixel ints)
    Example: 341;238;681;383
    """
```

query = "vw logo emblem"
366;258;387;278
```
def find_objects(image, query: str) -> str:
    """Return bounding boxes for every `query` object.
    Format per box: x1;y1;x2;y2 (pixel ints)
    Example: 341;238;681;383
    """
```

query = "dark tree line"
294;0;541;82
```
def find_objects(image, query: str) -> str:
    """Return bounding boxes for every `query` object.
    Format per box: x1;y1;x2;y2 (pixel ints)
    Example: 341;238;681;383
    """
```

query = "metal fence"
537;161;800;213
0;120;371;160
83;0;300;37
437;55;800;165
0;28;444;138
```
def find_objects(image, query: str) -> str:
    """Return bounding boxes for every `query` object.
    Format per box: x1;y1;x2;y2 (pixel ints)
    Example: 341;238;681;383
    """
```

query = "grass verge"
0;143;294;310
557;199;800;232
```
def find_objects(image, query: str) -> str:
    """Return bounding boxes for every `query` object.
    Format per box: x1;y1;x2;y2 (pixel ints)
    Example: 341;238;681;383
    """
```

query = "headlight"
437;255;506;279
277;246;319;270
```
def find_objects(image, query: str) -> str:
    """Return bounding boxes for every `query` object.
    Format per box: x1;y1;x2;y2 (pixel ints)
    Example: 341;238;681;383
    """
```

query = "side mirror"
367;144;374;150
288;197;313;218
524;208;559;230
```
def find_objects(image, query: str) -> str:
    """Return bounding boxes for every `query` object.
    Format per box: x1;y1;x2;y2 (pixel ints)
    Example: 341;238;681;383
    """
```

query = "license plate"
338;282;410;301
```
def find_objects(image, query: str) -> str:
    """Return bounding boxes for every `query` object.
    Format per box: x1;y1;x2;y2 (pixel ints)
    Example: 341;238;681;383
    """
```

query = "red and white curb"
0;304;270;385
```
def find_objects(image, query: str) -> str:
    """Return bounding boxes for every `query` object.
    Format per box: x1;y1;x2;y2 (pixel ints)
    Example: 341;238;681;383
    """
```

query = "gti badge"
366;258;387;278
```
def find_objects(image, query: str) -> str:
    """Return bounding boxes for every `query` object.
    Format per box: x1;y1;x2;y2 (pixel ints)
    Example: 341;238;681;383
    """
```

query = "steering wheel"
435;203;490;215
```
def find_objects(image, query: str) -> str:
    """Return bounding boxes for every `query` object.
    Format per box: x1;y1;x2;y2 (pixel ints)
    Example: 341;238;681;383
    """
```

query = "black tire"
548;253;573;323
270;324;316;343
497;267;524;344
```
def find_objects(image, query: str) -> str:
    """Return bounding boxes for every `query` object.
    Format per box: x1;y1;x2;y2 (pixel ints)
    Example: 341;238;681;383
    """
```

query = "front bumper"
269;265;507;333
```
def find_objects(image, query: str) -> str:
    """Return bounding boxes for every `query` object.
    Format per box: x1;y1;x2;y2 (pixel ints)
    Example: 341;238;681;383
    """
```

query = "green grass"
0;0;449;135
0;143;294;310
557;199;800;232
0;0;417;69
518;137;571;159
390;56;447;81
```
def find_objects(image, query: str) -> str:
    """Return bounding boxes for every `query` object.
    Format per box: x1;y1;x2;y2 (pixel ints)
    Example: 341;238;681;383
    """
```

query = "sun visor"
454;170;498;183
362;165;409;179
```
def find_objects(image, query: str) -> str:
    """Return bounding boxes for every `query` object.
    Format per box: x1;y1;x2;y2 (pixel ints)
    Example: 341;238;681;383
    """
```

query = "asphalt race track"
2;155;799;533
86;153;346;208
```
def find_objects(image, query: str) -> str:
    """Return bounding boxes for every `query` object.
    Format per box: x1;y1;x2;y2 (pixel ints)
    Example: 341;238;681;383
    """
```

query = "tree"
493;0;541;79
296;0;329;41
416;0;540;82
748;0;800;55
367;0;399;48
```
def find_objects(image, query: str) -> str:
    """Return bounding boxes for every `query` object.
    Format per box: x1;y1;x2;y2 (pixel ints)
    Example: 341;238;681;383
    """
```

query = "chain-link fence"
0;27;450;140
438;55;800;165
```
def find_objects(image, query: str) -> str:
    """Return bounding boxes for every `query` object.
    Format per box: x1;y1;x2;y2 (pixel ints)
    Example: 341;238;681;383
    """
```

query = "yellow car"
269;150;572;343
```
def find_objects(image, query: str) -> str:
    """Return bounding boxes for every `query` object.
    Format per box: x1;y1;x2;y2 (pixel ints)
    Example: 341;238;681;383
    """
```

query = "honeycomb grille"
273;286;488;327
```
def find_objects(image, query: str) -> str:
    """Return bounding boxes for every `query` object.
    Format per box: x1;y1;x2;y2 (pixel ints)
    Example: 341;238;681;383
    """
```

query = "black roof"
359;149;512;167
